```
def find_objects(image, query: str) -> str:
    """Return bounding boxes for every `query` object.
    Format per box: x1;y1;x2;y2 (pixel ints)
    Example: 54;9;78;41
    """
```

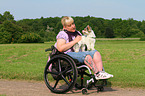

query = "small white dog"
73;25;96;52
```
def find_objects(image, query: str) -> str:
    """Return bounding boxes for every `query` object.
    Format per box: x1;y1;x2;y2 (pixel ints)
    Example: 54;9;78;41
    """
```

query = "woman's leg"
84;51;113;79
84;51;103;74
67;51;105;74
84;55;98;74
93;51;103;72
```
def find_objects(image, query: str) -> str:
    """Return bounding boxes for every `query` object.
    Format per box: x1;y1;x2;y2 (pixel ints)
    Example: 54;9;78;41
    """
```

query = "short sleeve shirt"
54;31;82;53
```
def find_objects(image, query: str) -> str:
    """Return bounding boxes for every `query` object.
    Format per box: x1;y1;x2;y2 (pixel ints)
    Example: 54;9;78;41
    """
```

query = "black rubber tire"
98;87;104;91
44;54;78;94
82;88;88;94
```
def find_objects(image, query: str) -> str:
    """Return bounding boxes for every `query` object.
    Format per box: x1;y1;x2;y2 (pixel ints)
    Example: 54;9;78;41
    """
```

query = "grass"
0;40;145;88
0;42;54;81
0;95;6;96
95;40;145;88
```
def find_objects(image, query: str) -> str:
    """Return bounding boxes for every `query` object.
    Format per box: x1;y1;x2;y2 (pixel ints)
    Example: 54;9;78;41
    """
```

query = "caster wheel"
97;87;104;92
82;88;88;94
100;87;104;91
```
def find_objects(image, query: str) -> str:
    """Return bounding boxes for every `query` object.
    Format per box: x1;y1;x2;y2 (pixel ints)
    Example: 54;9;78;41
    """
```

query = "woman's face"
64;21;76;32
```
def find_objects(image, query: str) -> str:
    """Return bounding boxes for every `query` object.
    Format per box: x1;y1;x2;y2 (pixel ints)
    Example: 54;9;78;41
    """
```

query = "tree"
54;22;62;34
129;28;144;37
16;19;33;31
46;31;56;41
140;33;145;41
120;20;131;37
140;20;145;34
18;32;43;43
0;14;4;23
3;11;14;21
105;27;114;38
111;18;122;37
0;20;23;43
0;31;12;44
1;11;144;44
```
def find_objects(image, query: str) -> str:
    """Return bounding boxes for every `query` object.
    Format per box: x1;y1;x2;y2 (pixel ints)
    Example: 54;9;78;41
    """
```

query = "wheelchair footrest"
87;78;94;85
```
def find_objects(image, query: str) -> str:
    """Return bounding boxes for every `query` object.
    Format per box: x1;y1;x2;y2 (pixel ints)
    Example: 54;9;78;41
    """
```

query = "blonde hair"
61;16;74;27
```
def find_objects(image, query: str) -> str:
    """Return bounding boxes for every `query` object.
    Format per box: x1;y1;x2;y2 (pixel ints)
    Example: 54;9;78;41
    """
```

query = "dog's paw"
91;48;95;50
75;50;79;52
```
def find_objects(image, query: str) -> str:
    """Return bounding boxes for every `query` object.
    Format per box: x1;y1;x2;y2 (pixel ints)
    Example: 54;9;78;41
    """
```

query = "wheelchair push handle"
45;48;51;52
45;45;56;52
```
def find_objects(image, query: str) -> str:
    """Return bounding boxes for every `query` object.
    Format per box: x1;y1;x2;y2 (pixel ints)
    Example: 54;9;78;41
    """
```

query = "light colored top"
54;30;82;53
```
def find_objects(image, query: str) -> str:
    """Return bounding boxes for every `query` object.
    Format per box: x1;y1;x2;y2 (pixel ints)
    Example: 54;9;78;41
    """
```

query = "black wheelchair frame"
44;46;107;94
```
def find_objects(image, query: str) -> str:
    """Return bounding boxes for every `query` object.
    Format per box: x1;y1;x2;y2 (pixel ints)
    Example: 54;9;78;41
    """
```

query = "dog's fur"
73;25;96;52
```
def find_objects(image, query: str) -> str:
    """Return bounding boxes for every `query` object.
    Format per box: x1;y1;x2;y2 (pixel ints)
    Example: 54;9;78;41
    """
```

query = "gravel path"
0;79;145;96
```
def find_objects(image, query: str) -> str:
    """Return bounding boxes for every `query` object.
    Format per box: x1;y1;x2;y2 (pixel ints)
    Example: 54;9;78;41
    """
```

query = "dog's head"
82;25;92;35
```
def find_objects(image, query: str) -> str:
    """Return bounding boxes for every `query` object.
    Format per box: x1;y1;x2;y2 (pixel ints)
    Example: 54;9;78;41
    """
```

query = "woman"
54;16;113;80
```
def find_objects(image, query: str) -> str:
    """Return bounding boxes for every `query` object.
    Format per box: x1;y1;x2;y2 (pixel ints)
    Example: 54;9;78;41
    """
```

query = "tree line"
0;11;145;44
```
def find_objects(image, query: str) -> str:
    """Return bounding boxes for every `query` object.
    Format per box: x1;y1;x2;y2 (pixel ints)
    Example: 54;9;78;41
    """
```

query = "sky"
0;0;145;21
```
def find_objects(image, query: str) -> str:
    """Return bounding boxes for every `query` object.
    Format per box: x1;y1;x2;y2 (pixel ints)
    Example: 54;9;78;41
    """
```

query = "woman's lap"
66;50;97;63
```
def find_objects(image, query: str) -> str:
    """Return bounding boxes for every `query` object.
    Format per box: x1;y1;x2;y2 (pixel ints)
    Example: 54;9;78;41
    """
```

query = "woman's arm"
57;35;82;52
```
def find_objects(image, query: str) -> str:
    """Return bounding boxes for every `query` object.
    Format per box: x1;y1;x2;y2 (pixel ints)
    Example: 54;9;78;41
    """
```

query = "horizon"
0;0;145;21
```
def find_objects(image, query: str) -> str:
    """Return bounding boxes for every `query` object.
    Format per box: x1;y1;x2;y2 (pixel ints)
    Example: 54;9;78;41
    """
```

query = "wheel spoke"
46;69;58;75
58;59;61;72
62;75;70;86
61;67;72;74
53;77;60;89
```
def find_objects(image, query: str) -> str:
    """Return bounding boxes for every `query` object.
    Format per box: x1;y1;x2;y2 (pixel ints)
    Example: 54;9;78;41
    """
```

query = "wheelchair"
44;45;107;94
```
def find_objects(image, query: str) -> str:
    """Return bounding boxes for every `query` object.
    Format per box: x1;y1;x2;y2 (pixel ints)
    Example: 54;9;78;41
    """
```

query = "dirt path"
0;79;145;96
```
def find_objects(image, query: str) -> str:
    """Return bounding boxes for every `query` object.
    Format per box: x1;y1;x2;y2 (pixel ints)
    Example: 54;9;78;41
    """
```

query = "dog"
73;25;96;52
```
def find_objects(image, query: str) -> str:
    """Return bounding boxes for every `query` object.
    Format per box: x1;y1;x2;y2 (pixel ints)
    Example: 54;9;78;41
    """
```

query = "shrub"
37;30;56;42
18;32;44;43
130;29;145;38
0;31;12;44
46;31;56;41
140;36;145;41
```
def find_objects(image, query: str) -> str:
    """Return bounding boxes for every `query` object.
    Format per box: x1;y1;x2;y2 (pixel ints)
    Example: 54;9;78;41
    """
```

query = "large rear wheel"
44;54;78;94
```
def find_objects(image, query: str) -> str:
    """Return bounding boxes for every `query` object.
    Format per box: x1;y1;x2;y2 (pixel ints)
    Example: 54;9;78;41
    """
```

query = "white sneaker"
103;71;114;78
95;71;113;80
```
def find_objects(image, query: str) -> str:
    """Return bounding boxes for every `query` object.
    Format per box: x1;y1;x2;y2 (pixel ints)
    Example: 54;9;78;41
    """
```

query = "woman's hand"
74;35;82;43
57;35;82;52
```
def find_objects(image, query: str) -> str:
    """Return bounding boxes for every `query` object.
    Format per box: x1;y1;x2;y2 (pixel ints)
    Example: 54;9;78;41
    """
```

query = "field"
0;39;145;89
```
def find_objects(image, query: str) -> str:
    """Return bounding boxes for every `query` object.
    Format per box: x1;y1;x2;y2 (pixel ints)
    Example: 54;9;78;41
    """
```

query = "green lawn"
0;40;145;88
95;40;145;88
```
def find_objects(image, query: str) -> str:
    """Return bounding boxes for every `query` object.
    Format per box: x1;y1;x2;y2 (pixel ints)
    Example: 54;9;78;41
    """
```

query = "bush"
46;31;56;41
0;31;12;44
140;36;145;41
130;29;145;38
18;32;44;43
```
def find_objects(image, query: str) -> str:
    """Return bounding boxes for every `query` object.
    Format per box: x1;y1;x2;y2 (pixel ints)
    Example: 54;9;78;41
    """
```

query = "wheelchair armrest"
46;45;63;57
45;48;51;52
45;45;56;52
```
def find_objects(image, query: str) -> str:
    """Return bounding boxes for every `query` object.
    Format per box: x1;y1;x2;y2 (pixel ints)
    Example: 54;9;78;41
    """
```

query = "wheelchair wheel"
44;54;78;94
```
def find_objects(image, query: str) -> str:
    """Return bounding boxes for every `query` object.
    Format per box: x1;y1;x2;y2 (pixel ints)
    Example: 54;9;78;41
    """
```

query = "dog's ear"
84;28;87;31
87;25;92;32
